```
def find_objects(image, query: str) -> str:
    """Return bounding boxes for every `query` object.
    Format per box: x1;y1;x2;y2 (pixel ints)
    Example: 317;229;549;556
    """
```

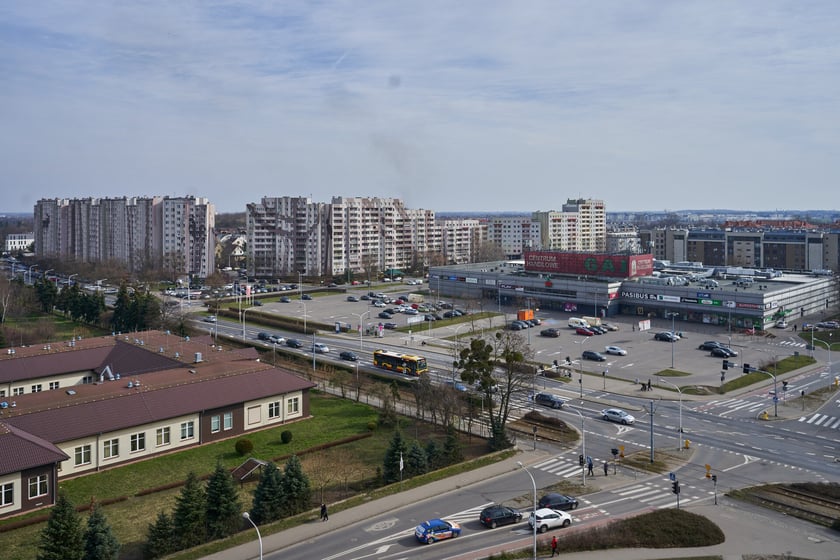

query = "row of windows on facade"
0;398;301;511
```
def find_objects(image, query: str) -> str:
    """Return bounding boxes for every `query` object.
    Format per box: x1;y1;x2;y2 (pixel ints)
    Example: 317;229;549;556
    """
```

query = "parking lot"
251;286;805;392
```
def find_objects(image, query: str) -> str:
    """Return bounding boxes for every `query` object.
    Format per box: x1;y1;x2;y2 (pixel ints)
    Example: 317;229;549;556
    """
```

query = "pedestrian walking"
647;378;652;391
603;461;609;476
586;456;594;476
320;503;328;521
551;535;558;556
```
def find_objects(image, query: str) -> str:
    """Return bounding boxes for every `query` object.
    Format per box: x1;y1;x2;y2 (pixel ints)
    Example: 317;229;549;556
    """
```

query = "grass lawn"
1;393;489;560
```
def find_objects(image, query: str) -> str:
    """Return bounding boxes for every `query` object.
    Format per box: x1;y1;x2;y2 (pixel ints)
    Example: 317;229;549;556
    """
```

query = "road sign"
669;472;676;481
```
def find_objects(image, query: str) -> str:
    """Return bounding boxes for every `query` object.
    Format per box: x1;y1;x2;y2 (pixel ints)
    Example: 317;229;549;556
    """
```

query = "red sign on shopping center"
524;251;653;279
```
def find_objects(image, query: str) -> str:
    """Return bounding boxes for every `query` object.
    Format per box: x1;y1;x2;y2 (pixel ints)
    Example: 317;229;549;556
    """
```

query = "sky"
2;1;839;215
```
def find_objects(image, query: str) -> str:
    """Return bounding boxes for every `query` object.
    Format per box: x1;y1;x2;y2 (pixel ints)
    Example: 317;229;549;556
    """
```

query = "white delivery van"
697;279;719;288
568;318;589;329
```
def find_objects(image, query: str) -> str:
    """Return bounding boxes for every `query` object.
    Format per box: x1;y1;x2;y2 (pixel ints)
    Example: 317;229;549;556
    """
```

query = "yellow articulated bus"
372;349;428;375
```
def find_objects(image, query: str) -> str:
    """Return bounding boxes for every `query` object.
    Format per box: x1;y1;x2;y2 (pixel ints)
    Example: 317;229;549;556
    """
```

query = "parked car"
801;323;818;331
445;380;468;392
537;492;579;511
424;314;437;322
404;308;419;315
339;351;358;361
383;322;398;330
528;508;572;533
346;295;359;302
312;342;329;353
589;325;607;334
602;408;636;425
604;345;627;356
360;294;371;300
817;321;840;329
582;350;606;362
540;328;561;338
576;327;595;336
479;505;523;529
654;332;679;342
710;346;738;357
698;341;725;351
601;322;619;331
534;392;564;409
414;519;461;544
280;296;291;303
378;311;393;319
301;293;312;300
285;338;303;348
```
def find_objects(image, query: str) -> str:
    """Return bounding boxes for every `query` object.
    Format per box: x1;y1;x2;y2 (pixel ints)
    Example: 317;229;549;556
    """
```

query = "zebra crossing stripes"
694;397;767;414
614;482;711;509
777;340;807;348
532;456;586;478
799;413;840;430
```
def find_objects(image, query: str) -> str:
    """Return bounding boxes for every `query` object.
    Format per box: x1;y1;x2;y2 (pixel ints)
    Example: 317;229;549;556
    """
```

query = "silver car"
602;408;635;425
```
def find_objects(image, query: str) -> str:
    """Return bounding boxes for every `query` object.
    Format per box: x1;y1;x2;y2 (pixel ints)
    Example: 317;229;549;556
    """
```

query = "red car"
576;327;595;336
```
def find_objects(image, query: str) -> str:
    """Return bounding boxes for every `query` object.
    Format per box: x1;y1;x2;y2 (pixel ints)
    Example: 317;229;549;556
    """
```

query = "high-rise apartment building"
485;216;541;260
247;196;446;278
34;196;215;277
561;198;606;251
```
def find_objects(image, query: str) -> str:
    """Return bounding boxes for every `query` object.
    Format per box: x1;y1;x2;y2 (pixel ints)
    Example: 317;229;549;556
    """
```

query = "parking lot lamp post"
811;337;832;378
299;301;307;333
241;306;257;339
242;512;263;560
666;312;679;369
352;310;370;350
517;462;538;560
657;378;683;446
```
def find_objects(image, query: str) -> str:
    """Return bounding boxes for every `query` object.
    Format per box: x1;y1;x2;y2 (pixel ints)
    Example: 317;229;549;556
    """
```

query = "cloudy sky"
2;1;839;214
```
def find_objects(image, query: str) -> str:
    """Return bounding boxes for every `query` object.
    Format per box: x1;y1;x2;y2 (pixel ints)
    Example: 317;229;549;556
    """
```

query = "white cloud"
1;1;839;213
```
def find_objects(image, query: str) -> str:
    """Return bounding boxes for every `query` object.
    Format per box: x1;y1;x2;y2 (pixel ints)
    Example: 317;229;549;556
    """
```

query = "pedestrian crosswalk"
691;397;768;415
532;456;590;478
798;412;840;430
613;481;713;509
776;339;808;348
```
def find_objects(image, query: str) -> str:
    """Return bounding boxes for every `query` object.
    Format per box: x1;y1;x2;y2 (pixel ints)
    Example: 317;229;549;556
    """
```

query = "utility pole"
649;399;656;463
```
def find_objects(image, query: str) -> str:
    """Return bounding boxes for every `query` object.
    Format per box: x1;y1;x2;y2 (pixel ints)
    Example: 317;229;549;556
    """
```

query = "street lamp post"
517;462;538;560
657;378;683;447
567;406;587;485
68;273;78;287
811;337;832;379
747;366;778;417
241;306;257;339
352;311;370;350
27;265;37;284
574;338;590;397
242;512;263;560
44;268;54;281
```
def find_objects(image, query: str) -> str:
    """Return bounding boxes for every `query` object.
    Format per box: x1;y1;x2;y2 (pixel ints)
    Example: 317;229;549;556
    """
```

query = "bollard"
683;439;691;449
761;411;769;420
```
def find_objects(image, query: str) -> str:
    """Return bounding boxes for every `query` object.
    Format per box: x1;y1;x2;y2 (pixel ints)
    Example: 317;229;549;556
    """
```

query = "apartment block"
561;198;606;252
485;216;541;260
34;196;215;277
4;232;34;253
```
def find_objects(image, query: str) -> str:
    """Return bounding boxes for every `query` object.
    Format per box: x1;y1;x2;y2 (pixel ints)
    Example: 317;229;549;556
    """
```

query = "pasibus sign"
524;252;653;279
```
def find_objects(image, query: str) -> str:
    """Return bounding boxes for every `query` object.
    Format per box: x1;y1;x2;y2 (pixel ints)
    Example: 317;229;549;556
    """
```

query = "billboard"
524;252;654;279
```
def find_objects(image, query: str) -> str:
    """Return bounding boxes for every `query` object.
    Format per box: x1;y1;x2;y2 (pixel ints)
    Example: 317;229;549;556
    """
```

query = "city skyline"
2;2;839;214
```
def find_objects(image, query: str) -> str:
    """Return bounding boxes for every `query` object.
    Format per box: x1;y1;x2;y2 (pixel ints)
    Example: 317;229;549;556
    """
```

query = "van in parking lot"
697;279;719;288
568;318;589;329
734;278;754;287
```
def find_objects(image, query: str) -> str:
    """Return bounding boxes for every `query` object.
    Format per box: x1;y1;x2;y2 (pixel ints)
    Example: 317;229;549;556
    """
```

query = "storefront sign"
524;251;654;278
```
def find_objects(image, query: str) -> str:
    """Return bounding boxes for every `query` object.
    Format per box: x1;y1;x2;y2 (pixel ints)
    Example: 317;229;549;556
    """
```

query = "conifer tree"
172;471;207;549
425;439;443;470
36;492;84;560
382;430;408;484
205;461;242;540
250;461;285;524
280;455;311;516
405;440;428;478
443;423;463;465
144;511;176;559
83;501;120;560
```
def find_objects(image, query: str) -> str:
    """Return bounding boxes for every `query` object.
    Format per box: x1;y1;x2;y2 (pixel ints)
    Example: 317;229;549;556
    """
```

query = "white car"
602;408;635;425
312;343;330;353
528;508;572;533
373;301;387;308
775;320;788;328
605;345;627;356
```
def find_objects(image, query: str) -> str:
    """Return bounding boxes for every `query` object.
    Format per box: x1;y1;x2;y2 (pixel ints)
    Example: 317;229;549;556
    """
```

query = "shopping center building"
429;251;838;330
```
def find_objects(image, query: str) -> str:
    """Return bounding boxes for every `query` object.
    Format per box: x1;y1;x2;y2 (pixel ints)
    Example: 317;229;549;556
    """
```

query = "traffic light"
722;360;729;370
671;480;680;495
711;474;717;483
782;380;789;391
743;363;751;374
611;448;619;458
579;454;585;466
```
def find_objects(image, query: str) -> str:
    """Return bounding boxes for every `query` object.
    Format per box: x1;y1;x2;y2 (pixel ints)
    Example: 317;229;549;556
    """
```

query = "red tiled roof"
0;421;68;476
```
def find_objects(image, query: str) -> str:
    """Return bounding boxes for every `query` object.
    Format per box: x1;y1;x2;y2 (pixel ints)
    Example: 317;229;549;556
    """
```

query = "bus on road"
372;349;428;376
